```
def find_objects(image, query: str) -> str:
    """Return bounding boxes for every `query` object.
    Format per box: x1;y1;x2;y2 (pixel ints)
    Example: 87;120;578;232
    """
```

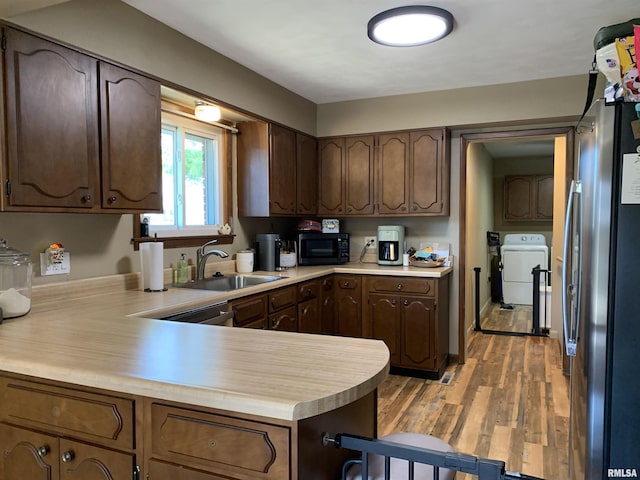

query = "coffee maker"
377;225;405;266
255;233;281;271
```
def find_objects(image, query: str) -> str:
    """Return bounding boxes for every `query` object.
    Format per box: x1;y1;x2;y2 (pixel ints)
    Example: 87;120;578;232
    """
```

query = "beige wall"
9;0;316;134
316;76;588;137
465;144;495;334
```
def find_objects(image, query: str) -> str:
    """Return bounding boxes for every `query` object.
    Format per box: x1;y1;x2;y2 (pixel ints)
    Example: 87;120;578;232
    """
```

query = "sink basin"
174;274;286;292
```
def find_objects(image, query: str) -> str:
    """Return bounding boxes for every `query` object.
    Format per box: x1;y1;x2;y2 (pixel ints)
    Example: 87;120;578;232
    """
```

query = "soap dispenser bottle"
177;253;189;284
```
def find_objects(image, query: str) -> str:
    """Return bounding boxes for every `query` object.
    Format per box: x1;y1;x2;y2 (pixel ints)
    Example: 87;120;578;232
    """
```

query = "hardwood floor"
481;303;537;333
377;328;569;479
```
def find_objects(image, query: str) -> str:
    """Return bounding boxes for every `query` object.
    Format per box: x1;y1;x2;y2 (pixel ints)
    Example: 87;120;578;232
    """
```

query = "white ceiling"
120;0;637;104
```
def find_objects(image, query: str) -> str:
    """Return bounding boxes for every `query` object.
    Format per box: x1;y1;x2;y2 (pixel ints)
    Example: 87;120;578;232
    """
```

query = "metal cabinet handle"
61;450;75;463
391;299;397;305
37;445;50;457
343;281;350;287
108;195;117;203
81;194;92;203
396;284;403;290
403;299;409;306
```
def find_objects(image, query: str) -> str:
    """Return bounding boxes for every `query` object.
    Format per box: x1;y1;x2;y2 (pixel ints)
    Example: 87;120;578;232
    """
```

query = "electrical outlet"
40;252;71;275
364;236;376;250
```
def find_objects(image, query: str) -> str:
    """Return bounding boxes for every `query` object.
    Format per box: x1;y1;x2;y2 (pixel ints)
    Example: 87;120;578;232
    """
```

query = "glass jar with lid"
0;239;32;320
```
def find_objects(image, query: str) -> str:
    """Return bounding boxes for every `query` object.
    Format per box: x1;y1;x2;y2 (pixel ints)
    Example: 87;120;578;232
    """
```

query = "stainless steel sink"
174;274;285;292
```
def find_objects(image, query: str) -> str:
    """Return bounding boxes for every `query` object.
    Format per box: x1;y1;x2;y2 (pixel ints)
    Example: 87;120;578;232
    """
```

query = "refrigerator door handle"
563;180;581;356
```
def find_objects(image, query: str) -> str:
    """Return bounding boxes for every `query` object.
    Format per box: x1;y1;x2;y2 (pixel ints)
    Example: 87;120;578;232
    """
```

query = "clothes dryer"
501;234;548;305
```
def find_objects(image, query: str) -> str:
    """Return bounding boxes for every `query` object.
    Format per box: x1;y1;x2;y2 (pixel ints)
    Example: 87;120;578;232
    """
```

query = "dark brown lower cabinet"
334;275;362;337
0;373;377;480
298;279;322;334
0;376;137;480
298;296;322;333
364;276;449;378
269;305;298;331
0;424;135;480
320;275;336;335
231;294;267;328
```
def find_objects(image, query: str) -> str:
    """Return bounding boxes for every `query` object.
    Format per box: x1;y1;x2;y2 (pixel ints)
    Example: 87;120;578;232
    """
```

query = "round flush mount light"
367;5;454;47
194;101;222;122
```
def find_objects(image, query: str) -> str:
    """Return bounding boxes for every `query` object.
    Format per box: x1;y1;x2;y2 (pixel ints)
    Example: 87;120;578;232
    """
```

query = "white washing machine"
501;234;548;305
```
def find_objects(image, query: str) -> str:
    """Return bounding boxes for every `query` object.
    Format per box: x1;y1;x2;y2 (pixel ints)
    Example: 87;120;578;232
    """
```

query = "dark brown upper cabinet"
504;174;553;221
237;121;317;216
99;61;162;211
319;128;449;217
318;135;375;216
1;26;162;213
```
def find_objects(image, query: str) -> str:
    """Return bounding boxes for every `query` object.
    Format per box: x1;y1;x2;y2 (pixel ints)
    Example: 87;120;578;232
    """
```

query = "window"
143;112;227;239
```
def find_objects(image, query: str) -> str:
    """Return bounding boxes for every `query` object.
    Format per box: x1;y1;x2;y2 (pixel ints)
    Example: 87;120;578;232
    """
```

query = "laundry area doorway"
459;128;574;351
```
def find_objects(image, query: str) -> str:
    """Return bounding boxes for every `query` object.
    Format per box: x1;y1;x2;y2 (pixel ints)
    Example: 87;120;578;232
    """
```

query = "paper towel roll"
140;242;165;291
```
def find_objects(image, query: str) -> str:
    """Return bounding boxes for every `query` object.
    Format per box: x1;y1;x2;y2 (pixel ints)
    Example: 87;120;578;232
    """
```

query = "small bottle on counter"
177;253;189;284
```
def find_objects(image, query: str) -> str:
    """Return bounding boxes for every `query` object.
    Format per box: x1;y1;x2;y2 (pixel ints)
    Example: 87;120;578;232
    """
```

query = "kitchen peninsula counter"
0;262;451;420
0;264;453;478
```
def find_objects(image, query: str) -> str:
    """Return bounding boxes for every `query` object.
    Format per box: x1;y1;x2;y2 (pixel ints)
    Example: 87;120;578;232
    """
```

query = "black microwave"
297;233;349;266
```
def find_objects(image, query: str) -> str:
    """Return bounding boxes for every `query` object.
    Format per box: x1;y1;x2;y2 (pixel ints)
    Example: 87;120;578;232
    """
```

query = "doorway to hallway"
458;127;574;361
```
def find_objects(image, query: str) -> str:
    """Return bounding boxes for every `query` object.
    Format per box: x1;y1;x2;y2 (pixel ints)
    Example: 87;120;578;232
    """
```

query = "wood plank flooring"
377;325;569;479
481;303;537;333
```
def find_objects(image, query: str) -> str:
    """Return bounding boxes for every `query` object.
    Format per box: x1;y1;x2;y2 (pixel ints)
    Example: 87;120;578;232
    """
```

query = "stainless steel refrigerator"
564;99;640;479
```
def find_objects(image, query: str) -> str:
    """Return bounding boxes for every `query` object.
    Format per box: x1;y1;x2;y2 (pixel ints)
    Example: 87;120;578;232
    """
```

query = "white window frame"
144;111;226;238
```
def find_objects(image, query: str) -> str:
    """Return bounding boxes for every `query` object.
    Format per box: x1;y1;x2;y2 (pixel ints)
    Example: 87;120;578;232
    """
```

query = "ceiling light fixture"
194;101;222;122
367;5;454;47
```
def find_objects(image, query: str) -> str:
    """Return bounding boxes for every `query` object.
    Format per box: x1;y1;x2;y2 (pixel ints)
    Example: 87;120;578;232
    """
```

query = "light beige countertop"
0;263;451;421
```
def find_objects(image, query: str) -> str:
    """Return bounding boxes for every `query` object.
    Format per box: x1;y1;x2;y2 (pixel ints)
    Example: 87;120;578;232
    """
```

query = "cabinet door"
334;276;362;337
366;294;401;365
269;124;296;214
59;438;135;480
318;138;345;215
535;174;554;219
296;132;318;215
345;135;375;215
269;306;298;331
0;424;58;480
400;297;436;370
377;132;410;214
320;276;336;335
409;129;448;215
3;27;99;210
99;61;162;211
504;175;533;220
298;298;322;334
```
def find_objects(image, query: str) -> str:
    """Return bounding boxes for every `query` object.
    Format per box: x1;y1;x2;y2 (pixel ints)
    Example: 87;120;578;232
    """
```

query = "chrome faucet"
196;239;229;280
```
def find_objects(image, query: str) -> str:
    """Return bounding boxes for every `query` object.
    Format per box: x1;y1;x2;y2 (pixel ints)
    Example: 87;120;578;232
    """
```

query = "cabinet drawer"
268;286;296;312
335;275;360;290
0;377;134;449
151;404;290;479
297;280;320;302
231;294;267;327
368;277;434;296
